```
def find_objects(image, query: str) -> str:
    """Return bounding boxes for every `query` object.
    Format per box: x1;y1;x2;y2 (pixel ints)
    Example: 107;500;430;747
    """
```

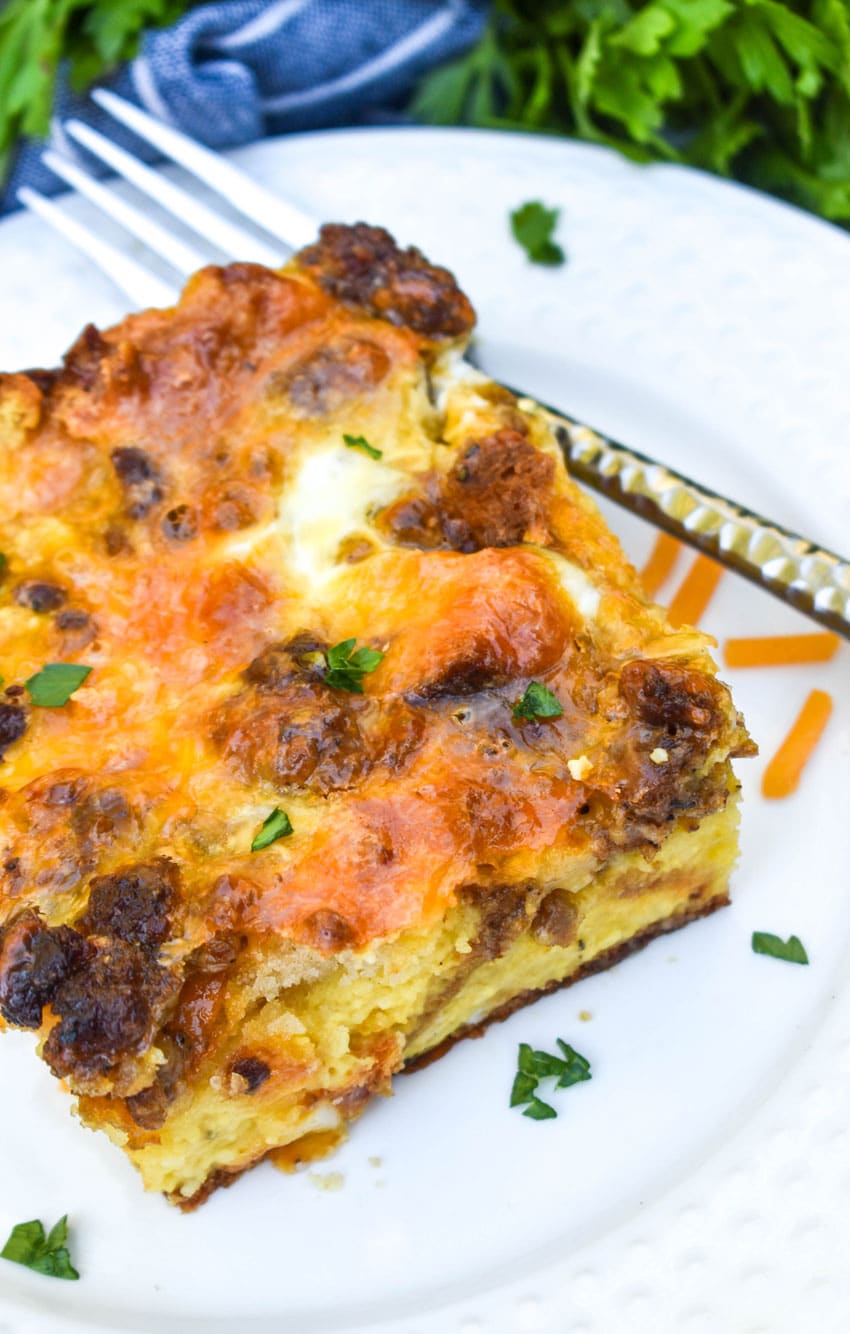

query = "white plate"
0;129;848;1334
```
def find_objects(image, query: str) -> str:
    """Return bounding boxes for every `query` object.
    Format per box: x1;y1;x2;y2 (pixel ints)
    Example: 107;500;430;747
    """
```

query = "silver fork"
18;89;850;640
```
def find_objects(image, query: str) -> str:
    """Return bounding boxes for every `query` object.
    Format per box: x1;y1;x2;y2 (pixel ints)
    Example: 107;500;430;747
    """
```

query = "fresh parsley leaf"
324;638;384;694
527;1049;566;1079
516;1042;537;1076
251;807;293;852
1;1215;79;1280
510;1038;592;1119
411;24;519;128
555;1039;593;1087
752;931;809;964
513;681;563;720
510;1071;538;1107
510;201;565;266
25;663;91;707
612;6;677;58
343;433;382;460
523;1095;558;1120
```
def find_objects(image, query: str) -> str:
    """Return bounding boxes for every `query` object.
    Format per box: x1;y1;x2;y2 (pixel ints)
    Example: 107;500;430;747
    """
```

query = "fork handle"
520;395;850;641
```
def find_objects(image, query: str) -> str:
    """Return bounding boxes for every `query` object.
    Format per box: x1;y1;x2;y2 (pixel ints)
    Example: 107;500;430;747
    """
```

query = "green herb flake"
0;552;6;578
555;1039;593;1087
324;638;385;694
523;1095;558;1120
510;1038;592;1120
343;433;382;460
510;201;565;266
510;1070;538;1107
513;681;563;721
1;1215;79;1280
251;807;293;852
752;931;809;965
516;1042;537;1076
25;663;91;707
529;1049;567;1079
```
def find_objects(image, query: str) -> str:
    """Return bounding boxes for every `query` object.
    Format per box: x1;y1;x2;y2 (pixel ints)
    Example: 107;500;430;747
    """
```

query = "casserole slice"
0;225;753;1205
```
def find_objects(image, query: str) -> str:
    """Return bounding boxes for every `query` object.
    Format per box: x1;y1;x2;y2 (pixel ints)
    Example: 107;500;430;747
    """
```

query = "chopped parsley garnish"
251;807;293;852
25;663;91;707
752;931;809;965
513;681;563;721
510;1039;591;1119
324;638;384;694
510;201;565;267
343;433;382;460
1;1215;79;1280
0;552;6;578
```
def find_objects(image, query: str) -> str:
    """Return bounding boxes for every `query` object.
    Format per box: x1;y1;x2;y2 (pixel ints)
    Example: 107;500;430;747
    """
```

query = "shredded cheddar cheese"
640;532;681;599
666;553;724;629
724;633;840;668
762;689;833;799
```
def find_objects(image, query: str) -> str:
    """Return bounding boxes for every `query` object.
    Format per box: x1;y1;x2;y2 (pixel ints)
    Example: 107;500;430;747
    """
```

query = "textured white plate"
0;129;848;1334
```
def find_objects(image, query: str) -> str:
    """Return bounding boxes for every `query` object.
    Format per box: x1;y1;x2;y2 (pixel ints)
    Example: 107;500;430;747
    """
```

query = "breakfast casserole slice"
0;224;753;1206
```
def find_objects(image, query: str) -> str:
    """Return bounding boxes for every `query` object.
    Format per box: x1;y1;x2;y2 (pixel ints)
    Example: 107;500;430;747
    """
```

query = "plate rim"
0;122;848;1334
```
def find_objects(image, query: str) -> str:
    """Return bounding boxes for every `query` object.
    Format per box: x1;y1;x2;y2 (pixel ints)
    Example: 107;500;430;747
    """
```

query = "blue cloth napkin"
1;0;487;214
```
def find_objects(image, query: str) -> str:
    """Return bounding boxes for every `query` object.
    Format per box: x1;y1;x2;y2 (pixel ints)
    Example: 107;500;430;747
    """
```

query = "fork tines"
18;89;319;306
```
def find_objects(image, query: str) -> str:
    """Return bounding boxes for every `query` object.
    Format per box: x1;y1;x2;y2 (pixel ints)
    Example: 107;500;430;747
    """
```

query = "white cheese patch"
650;748;669;764
278;444;407;584
567;755;593;781
538;548;601;621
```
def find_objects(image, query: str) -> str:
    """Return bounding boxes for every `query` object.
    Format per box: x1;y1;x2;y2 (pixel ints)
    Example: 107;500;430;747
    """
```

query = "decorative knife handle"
525;397;850;641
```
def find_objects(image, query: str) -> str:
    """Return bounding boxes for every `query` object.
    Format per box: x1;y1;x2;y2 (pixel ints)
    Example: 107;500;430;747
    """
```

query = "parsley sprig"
323;639;384;694
0;1;189;182
511;1039;591;1119
413;0;850;226
1;1215;79;1280
510;201;565;266
752;931;809;964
